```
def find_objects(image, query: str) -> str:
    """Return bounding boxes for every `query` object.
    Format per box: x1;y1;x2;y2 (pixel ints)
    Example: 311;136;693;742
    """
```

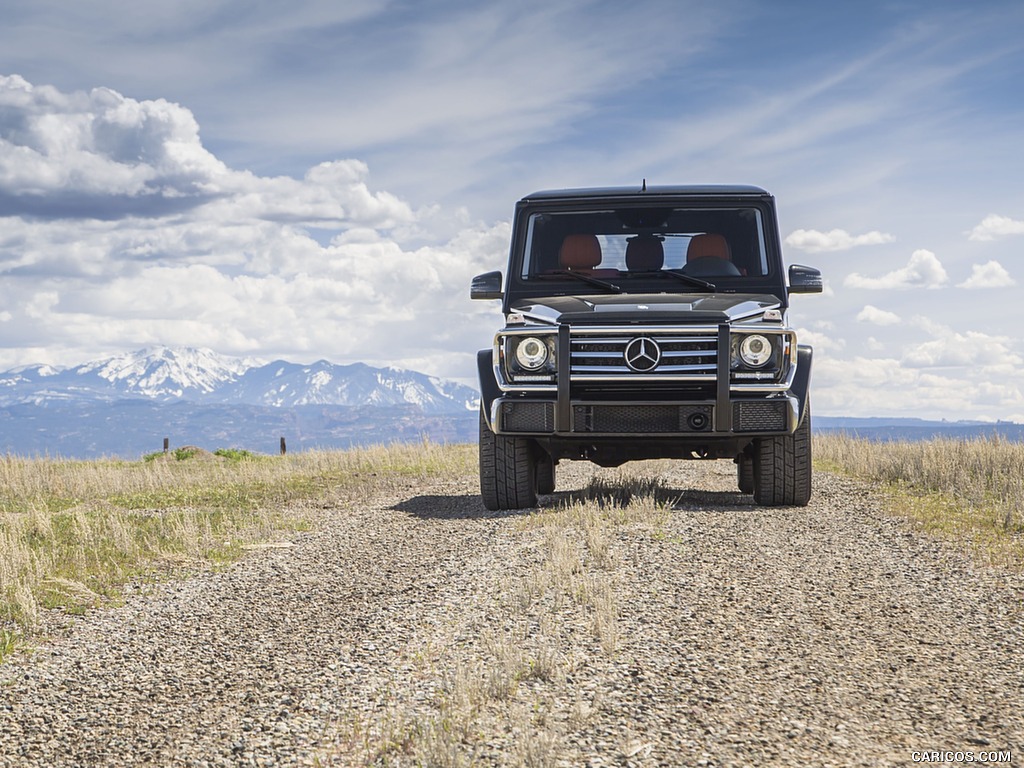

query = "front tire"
752;404;812;507
479;409;538;510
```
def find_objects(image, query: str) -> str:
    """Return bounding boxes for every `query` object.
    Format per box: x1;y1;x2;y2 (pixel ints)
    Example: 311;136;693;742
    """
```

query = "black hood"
509;293;782;325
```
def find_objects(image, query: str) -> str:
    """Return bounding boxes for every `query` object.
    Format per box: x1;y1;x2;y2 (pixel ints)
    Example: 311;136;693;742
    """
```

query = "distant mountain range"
0;346;478;411
1;347;1019;459
0;347;479;458
815;416;1024;442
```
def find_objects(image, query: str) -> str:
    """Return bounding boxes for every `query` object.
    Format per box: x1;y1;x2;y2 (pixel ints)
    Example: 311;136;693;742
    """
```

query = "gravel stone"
0;461;1022;766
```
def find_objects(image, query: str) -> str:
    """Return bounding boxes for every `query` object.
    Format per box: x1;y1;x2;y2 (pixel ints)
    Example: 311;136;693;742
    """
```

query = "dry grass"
350;469;674;765
816;433;1024;567
0;441;475;659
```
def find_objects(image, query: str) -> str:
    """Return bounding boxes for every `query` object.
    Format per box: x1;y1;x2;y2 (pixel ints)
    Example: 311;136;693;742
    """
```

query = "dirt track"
1;460;1022;766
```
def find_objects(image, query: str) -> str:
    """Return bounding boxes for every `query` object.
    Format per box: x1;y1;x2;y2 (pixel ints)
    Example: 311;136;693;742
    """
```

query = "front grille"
573;404;712;434
570;331;717;380
733;401;788;432
500;401;555;432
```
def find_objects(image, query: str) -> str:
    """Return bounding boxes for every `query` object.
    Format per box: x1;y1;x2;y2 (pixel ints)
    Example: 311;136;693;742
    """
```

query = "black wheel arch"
791;344;813;426
477;349;502;431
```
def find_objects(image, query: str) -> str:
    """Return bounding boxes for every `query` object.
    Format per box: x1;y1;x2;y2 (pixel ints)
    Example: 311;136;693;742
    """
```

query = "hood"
509;293;782;325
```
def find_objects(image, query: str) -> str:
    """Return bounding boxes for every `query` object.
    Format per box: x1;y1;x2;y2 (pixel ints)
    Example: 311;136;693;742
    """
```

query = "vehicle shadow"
391;486;755;521
391;493;533;520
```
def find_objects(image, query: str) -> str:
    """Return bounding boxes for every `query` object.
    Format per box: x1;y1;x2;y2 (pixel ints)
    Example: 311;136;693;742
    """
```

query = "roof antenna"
641;178;647;192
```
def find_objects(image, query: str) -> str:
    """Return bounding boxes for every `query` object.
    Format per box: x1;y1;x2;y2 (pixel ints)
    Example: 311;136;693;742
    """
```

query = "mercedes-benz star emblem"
624;337;661;372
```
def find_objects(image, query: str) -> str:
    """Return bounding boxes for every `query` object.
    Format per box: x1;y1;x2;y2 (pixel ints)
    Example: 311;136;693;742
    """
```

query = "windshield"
519;206;769;287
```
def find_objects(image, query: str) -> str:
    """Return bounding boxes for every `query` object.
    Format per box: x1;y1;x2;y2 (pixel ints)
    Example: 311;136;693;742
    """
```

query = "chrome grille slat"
569;328;718;380
661;350;715;358
572;364;716;372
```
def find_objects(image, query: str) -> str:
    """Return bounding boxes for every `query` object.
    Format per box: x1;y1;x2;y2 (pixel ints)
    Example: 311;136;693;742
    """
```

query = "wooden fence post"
280;437;287;456
163;437;169;454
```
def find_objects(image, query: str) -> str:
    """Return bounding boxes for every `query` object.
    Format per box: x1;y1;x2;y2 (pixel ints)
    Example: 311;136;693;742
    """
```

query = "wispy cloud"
785;228;894;253
856;305;901;326
844;249;948;290
903;320;1022;368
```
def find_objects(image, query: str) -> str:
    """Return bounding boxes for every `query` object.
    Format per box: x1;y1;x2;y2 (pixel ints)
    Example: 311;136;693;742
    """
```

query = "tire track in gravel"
1;462;1023;767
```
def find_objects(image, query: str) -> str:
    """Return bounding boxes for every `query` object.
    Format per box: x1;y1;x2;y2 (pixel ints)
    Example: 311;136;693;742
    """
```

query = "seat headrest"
559;234;602;269
686;233;731;262
625;236;664;271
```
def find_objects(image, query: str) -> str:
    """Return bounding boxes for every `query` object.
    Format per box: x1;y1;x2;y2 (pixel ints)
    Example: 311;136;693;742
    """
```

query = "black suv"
471;185;822;509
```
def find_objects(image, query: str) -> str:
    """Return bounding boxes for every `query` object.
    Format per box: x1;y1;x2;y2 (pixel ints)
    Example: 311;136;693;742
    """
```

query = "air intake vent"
573;404;713;434
500;401;555;432
733;401;787;432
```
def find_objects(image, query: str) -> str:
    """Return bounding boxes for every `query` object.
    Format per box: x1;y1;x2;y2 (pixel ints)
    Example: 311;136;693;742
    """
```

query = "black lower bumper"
492;396;798;437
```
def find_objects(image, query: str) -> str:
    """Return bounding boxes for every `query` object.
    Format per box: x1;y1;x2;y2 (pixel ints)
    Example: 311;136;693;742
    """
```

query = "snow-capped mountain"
225;360;479;411
75;346;256;400
66;348;258;403
0;346;479;413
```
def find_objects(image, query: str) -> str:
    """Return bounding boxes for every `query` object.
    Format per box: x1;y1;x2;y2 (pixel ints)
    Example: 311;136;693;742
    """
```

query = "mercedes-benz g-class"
471;185;822;509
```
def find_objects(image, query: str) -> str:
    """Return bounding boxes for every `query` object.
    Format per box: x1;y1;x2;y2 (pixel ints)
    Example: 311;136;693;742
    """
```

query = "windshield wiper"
554;269;623;294
650;269;717;292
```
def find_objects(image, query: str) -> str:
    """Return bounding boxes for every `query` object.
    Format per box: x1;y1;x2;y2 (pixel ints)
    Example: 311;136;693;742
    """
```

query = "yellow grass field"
3;434;1022;661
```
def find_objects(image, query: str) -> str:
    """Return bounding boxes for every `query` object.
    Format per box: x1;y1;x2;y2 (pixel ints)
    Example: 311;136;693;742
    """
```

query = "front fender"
791;345;813;426
477;349;501;429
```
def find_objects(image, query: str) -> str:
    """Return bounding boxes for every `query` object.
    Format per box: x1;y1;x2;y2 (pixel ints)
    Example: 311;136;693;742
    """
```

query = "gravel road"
1;460;1022;767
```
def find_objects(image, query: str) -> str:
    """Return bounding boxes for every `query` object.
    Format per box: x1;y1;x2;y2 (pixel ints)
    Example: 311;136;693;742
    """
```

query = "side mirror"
788;264;823;294
471;271;503;300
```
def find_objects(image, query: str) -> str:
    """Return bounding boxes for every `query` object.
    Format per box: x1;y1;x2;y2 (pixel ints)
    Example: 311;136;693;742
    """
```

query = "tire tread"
753;406;812;506
479;410;537;510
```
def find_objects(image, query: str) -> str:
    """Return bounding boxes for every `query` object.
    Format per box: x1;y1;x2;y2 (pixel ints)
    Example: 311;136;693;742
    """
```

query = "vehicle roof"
520;184;771;202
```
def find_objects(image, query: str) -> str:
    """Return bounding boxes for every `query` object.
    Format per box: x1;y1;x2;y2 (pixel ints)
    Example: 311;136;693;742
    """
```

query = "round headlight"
739;334;773;367
514;337;549;370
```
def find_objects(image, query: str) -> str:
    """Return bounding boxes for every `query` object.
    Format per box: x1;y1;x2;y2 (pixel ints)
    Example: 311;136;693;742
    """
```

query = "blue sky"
1;0;1023;420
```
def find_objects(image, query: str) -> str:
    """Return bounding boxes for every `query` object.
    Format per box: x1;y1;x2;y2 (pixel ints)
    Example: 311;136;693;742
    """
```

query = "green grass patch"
214;448;260;462
0;629;20;663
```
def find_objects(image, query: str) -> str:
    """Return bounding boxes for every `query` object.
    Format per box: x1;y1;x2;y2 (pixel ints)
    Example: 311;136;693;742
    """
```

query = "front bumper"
491;394;799;437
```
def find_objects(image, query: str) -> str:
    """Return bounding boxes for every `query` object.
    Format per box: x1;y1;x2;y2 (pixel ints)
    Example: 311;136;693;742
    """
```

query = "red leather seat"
686;233;731;262
559;234;619;277
685;233;743;276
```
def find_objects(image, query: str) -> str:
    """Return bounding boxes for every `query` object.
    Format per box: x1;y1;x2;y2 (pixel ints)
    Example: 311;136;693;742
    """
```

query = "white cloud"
810;354;1024;420
0;76;503;378
793;326;845;353
856;305;901;325
957;260;1016;289
967;214;1024;242
784;228;894;252
799;301;1024;420
0;213;510;373
903;319;1022;368
0;76;415;229
0;74;227;199
844;249;948;290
